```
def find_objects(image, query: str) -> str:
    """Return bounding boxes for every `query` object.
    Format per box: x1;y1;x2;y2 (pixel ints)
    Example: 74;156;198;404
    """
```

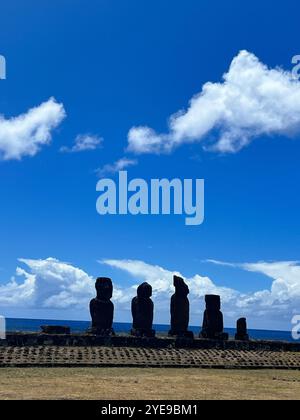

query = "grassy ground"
0;368;299;400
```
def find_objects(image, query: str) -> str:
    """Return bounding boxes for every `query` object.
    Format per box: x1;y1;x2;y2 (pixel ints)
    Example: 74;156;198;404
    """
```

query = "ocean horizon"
4;317;295;342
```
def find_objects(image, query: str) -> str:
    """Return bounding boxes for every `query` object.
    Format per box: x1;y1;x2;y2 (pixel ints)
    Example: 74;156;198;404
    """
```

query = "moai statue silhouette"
200;295;228;340
131;282;155;338
235;318;249;341
169;275;194;339
89;277;115;336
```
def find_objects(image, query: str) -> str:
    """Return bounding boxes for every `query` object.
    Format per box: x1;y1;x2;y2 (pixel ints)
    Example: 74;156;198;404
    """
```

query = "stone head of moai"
174;275;189;297
205;294;221;311
237;317;247;331
95;277;113;301
137;282;152;299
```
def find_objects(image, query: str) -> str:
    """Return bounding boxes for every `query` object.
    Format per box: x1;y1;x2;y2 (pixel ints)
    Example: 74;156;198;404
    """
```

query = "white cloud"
0;258;94;309
0;98;66;160
0;258;129;313
101;259;239;321
208;260;300;318
60;134;103;153
0;257;299;329
0;268;35;306
102;258;300;329
128;50;300;154
96;157;138;177
128;127;167;155
239;261;300;306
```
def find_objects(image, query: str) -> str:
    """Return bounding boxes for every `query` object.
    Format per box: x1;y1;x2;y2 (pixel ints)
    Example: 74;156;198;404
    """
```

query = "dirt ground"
0;368;299;400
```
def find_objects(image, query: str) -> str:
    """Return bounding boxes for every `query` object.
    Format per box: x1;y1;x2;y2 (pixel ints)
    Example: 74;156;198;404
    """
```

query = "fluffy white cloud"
0;257;299;329
0;98;66;160
102;258;235;299
237;261;300;308
101;259;239;323
128;50;300;154
0;268;36;306
208;259;300;304
60;134;103;153
0;258;129;313
102;259;238;320
208;260;300;321
102;259;300;328
96;157;138;177
0;258;94;309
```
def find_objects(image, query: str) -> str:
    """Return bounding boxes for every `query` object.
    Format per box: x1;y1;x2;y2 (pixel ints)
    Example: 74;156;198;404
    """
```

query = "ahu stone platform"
1;333;300;369
0;346;300;369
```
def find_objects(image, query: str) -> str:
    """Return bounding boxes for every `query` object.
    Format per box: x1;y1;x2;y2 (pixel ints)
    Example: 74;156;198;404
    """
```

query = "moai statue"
131;282;155;338
235;318;249;341
168;275;194;339
89;277;115;336
200;295;228;340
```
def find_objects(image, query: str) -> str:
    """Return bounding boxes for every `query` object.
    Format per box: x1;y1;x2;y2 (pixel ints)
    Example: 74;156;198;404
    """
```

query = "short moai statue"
89;277;115;336
200;295;228;340
169;275;194;339
235;318;249;341
131;282;155;338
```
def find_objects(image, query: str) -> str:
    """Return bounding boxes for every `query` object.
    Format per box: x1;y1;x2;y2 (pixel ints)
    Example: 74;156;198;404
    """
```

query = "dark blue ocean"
5;318;295;342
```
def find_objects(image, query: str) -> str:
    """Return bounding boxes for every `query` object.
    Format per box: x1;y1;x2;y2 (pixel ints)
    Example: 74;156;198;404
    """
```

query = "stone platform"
2;332;300;351
0;346;300;369
0;333;299;369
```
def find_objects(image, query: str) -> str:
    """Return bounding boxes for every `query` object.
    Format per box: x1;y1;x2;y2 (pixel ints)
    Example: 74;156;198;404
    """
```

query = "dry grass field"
0;368;299;400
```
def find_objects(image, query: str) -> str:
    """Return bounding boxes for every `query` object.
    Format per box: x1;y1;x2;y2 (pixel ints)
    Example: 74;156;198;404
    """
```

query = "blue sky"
0;0;300;331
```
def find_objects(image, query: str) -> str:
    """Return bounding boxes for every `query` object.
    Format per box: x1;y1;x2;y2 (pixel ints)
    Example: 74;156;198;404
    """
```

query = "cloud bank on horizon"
0;257;299;330
128;50;300;154
0;98;65;160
